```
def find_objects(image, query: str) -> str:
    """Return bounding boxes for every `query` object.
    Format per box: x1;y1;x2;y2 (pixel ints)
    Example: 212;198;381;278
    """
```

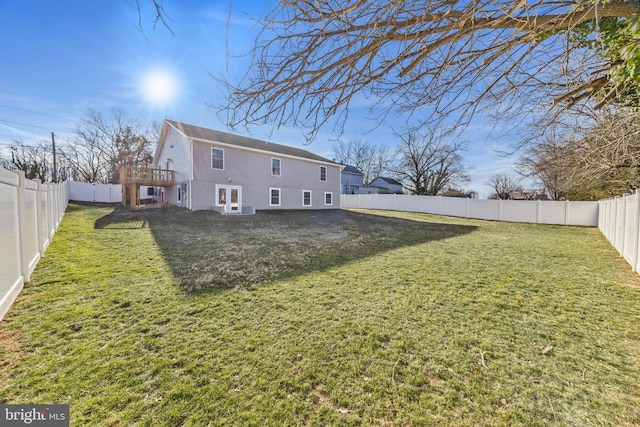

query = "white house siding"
341;172;364;194
154;125;192;207
190;140;341;211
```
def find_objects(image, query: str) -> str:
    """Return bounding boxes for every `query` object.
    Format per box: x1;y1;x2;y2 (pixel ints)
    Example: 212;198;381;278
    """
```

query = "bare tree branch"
216;0;640;142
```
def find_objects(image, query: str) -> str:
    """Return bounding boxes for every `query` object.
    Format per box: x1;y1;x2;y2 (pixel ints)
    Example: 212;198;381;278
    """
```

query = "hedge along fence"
341;193;599;226
0;167;68;321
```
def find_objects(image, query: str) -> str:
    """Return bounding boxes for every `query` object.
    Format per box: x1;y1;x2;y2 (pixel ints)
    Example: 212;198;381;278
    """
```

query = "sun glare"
141;69;178;106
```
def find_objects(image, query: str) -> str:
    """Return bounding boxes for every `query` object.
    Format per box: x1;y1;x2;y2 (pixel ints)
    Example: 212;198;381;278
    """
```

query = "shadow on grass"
94;207;477;294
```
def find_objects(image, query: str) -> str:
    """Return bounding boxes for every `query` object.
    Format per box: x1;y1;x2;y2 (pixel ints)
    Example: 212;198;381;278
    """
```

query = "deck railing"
119;166;174;187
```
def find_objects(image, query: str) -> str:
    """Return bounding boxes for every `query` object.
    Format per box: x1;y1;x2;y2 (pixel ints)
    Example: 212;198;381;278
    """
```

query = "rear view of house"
153;120;342;213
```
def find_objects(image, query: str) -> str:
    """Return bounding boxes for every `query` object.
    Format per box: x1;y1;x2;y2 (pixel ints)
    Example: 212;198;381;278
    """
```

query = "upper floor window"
320;166;327;181
211;148;224;170
272;158;281;176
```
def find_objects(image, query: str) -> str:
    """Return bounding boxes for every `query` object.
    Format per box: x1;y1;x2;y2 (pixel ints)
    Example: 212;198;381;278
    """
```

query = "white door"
215;185;242;213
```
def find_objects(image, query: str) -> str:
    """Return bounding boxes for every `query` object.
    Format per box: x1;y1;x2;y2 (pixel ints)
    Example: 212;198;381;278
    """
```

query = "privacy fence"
0;183;638;321
341;194;599;226
598;191;640;273
68;181;123;203
0;167;68;321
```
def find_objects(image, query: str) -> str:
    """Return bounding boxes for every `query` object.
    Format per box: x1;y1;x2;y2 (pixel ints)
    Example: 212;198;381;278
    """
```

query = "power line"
0;104;71;122
0;118;74;134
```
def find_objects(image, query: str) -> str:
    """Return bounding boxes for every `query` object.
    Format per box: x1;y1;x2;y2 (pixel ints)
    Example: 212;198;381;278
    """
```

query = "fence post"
633;190;640;272
33;180;44;261
15;171;30;283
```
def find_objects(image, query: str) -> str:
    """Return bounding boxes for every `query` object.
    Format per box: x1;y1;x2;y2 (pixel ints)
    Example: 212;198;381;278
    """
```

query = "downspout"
188;138;194;210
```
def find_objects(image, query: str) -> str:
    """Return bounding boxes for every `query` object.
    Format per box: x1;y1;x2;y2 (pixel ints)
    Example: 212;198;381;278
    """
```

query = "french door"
216;185;242;213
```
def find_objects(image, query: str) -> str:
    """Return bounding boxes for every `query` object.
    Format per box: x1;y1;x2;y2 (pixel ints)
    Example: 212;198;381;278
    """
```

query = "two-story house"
153;120;342;213
340;165;364;194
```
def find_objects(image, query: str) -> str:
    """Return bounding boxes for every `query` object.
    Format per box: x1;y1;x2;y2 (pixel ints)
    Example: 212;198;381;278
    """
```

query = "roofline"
189;136;341;167
159;119;341;167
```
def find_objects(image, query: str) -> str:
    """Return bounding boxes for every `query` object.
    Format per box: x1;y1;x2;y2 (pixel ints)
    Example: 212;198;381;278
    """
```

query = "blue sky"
0;0;528;197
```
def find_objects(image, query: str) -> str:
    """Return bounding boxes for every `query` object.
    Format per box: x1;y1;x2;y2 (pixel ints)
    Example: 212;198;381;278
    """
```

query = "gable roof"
164;120;339;165
372;176;402;186
342;165;364;175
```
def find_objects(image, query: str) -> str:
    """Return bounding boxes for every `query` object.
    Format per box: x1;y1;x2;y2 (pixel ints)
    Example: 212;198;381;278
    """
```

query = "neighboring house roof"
163;119;339;165
342;165;364;175
372;176;402;186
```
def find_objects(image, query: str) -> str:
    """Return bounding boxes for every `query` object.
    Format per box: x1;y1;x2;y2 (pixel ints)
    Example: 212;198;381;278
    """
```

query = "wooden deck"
119;166;174;187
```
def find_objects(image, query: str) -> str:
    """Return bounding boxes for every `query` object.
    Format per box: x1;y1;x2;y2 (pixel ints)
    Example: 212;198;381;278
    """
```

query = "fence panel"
599;191;640;273
342;194;598;226
94;183;121;203
622;193;638;267
467;199;501;221
0;168;22;320
68;181;94;201
23;179;40;275
0;167;68;321
416;195;441;215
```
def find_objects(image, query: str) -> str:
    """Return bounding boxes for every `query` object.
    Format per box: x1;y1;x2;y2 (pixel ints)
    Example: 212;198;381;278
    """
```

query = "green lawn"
1;203;640;426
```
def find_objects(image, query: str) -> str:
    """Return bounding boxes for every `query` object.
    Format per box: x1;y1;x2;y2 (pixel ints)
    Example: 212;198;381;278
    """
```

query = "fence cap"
0;167;20;187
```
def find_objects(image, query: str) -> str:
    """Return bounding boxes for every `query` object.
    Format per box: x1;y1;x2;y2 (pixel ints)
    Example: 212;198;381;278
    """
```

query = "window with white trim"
324;192;333;205
302;190;311;207
270;188;281;206
211;148;224;169
177;186;182;203
320;166;327;181
272;158;281;176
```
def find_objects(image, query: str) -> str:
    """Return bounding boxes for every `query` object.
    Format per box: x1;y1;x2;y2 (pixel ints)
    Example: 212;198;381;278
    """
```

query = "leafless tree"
216;1;640;141
388;129;470;195
519;135;577;200
64;108;156;183
6;140;52;182
519;108;640;199
486;174;523;200
332;139;389;185
567;109;640;198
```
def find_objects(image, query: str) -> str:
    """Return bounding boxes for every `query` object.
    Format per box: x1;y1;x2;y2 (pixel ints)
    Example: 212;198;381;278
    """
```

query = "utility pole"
51;131;57;183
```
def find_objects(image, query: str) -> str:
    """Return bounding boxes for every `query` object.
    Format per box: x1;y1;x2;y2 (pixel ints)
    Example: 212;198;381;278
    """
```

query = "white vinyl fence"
0;167;68;321
341;194;599;226
598;191;640;272
68;181;122;203
68;181;155;204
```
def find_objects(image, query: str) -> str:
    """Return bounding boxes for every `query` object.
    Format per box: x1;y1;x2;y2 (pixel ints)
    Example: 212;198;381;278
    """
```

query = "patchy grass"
1;203;640;426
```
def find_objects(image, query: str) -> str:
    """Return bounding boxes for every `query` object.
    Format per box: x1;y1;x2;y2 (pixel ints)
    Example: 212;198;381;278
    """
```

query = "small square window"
211;148;224;169
272;158;281;176
270;188;281;206
303;190;311;206
324;192;333;205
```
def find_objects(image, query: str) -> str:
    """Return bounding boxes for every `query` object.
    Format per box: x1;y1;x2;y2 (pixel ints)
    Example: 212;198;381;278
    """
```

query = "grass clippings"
1;204;640;426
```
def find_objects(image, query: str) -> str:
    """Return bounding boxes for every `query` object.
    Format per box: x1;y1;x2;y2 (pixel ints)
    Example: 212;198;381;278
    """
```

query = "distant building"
360;176;404;194
510;191;548;201
340;165;364;194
